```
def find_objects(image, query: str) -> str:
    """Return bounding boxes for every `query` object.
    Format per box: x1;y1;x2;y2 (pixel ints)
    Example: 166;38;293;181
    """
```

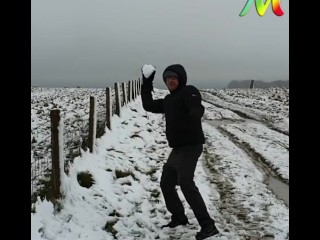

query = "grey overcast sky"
31;0;289;89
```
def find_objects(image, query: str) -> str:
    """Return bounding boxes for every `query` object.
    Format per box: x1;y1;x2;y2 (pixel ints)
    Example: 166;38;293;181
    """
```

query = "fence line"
31;80;141;205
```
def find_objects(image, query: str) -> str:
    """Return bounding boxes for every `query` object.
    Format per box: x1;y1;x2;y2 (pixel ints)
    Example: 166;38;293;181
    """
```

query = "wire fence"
31;80;141;205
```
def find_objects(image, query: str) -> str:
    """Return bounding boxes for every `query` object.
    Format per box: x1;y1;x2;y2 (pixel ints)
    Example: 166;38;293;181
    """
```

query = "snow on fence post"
128;80;132;102
50;109;63;199
88;96;97;153
121;82;127;106
114;82;121;118
106;87;112;130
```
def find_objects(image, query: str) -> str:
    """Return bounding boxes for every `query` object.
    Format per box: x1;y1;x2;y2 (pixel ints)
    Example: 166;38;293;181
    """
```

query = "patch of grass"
150;189;161;199
31;170;53;204
106;148;126;154
31;175;54;207
146;168;157;175
121;181;132;186
103;219;118;238
115;169;131;178
134;166;141;172
77;171;95;188
32;136;37;143
150;176;158;182
109;210;122;217
115;169;138;181
130;134;142;139
31;173;64;212
136;221;144;228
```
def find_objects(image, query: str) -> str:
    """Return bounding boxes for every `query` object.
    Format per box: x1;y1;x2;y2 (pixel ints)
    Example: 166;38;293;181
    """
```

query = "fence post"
131;80;134;101
131;80;135;100
250;80;254;89
114;83;121;117
88;96;97;153
128;80;132;102
135;80;138;98
122;82;127;106
137;78;140;96
106;87;112;130
132;80;136;100
50;109;62;199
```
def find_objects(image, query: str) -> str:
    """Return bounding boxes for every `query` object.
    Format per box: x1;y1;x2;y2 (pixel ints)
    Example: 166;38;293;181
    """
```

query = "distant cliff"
227;80;289;89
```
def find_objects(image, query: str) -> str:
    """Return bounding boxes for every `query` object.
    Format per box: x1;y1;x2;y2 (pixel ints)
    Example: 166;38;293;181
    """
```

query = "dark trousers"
160;144;215;227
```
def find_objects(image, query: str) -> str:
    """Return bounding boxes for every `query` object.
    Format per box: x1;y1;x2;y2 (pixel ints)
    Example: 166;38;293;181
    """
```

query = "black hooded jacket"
141;64;205;148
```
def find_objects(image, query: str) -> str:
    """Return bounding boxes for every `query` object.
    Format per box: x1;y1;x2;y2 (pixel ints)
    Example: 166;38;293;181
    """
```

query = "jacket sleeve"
183;86;205;119
141;85;165;114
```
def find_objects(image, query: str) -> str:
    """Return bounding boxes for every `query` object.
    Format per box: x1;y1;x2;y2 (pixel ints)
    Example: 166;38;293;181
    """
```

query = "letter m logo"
240;0;284;17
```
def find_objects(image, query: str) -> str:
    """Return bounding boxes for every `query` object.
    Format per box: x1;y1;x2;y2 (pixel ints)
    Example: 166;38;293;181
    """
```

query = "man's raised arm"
141;65;164;114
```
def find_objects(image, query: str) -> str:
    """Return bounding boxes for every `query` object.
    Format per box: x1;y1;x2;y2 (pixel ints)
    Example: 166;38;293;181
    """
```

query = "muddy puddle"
204;118;289;207
267;177;289;207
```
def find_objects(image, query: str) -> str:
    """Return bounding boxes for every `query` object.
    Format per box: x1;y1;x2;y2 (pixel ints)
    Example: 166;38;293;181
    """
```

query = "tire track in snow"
200;123;289;239
217;126;289;186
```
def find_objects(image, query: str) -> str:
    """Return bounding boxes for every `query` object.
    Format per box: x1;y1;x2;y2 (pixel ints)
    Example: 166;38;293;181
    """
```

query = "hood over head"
162;64;187;92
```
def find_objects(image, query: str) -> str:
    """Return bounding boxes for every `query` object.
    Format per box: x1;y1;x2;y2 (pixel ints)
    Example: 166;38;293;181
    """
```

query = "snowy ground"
31;87;289;240
201;88;289;135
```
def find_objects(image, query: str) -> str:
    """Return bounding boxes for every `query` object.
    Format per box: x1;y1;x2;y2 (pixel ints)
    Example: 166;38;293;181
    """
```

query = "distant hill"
227;80;289;89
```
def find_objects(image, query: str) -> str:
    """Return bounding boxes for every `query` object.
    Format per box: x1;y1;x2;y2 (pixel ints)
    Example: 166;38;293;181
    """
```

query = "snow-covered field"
31;87;289;240
201;88;289;135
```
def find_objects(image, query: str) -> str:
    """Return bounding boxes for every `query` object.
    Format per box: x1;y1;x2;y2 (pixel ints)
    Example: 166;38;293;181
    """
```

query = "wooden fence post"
88;96;97;153
106;87;112;130
135;80;138;97
137;78;141;95
132;80;137;100
250;80;254;89
128;80;132;102
122;82;127;106
131;80;134;101
50;109;62;199
132;80;135;100
114;83;121;117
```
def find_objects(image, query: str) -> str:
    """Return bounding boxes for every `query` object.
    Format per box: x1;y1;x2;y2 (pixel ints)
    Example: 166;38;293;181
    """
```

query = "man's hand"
141;65;156;91
142;70;156;84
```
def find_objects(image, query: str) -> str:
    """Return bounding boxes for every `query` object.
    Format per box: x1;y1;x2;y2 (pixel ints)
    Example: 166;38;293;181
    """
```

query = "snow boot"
195;224;219;240
161;216;189;229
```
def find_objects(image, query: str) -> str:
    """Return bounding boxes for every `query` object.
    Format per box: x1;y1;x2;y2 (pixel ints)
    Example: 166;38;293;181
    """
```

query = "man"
141;64;219;240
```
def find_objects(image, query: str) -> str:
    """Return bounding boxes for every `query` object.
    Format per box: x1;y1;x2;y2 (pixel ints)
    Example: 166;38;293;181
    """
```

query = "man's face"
165;77;179;91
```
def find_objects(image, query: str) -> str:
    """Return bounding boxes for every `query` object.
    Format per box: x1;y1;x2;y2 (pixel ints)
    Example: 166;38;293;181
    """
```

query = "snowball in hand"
142;64;156;78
